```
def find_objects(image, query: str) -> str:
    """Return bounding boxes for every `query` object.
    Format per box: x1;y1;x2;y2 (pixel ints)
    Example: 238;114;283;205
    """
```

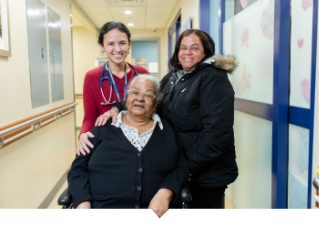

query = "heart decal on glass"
302;0;313;11
241;28;249;47
301;78;310;103
240;0;248;9
239;65;251;93
298;38;304;48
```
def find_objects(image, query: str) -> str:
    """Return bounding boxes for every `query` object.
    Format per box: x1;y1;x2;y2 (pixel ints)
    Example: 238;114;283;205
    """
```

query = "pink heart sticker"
302;0;313;10
301;79;310;103
241;28;249;47
240;0;248;9
298;38;304;48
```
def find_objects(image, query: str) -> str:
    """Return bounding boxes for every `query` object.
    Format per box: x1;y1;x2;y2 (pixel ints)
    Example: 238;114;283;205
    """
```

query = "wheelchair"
58;184;192;209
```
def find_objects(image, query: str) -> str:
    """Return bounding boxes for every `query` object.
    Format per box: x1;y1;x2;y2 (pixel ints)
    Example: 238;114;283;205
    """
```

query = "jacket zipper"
169;72;179;102
169;72;185;109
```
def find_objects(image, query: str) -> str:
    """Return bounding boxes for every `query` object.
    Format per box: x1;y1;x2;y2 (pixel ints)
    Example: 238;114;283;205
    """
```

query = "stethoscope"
100;61;139;105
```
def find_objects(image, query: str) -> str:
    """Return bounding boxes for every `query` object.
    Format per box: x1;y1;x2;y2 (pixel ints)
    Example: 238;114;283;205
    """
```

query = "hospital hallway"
0;1;319;224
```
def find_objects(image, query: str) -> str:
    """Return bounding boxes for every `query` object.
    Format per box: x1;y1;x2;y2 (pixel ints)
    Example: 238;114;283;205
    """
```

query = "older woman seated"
67;74;189;217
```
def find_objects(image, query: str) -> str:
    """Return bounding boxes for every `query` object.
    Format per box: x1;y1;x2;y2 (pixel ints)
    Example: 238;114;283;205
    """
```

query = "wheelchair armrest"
180;184;192;203
57;188;73;208
58;186;191;208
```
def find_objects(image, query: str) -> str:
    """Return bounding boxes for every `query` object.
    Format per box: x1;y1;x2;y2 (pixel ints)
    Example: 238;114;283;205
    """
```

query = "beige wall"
0;115;76;208
72;27;100;129
0;0;76;208
165;0;200;30
73;27;100;95
0;0;75;125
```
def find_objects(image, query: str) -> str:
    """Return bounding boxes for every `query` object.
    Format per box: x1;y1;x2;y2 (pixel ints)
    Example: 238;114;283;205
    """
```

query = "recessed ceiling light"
128;23;134;26
125;10;132;15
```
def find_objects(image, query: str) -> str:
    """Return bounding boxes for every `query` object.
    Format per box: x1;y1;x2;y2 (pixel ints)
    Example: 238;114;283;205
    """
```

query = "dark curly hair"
98;21;131;45
169;29;215;71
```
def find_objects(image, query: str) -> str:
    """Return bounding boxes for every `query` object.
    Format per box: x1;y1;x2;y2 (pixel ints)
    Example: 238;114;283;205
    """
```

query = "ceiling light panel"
110;7;145;14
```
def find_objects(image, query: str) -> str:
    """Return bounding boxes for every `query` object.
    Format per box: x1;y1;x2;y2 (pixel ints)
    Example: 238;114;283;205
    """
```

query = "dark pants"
189;186;226;209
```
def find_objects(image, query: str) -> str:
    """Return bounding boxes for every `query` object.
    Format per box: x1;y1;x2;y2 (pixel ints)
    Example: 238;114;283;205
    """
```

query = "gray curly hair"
128;74;163;102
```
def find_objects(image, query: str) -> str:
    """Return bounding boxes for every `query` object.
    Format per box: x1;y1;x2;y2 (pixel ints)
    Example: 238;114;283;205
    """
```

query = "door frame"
168;11;181;62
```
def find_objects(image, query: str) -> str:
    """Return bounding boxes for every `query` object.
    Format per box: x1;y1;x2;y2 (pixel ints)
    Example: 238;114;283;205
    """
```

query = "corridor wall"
0;0;76;208
72;26;99;130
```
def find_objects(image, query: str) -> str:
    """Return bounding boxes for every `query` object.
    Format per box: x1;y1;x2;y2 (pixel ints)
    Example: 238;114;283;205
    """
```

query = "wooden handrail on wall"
0;102;77;149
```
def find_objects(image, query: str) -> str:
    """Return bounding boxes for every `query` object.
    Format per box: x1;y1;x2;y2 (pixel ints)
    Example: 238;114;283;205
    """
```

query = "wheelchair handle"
58;188;73;208
180;184;192;203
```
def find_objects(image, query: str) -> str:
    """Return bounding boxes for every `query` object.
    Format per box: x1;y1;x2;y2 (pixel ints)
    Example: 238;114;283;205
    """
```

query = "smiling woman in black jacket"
157;29;238;208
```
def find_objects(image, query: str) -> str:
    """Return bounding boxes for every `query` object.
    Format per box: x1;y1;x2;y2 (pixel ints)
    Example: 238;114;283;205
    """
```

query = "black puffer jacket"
157;55;238;188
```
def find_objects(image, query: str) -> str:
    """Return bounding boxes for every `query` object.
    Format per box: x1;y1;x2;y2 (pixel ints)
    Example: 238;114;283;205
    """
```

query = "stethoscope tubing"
100;61;139;105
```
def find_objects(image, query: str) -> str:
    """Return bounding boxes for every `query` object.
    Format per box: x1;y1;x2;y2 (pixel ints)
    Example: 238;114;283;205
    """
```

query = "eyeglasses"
127;89;155;102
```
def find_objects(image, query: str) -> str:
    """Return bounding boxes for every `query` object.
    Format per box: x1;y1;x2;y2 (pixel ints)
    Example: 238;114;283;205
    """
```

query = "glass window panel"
223;0;274;104
226;111;272;208
290;0;313;108
226;0;260;21
26;0;50;108
288;124;309;208
225;0;235;21
48;7;64;102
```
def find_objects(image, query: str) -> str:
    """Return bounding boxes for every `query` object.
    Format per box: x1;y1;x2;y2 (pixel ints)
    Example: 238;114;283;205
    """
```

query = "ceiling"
72;0;178;31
